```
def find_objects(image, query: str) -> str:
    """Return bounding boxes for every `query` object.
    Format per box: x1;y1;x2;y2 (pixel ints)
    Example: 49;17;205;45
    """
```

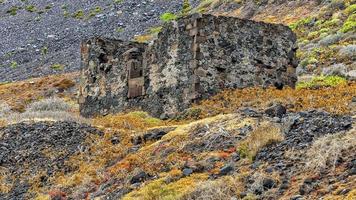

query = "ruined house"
79;14;298;118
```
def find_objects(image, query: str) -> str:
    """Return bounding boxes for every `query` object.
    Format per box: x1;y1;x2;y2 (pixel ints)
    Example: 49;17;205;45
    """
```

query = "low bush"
93;111;165;131
10;61;17;68
237;122;283;161
72;10;84;19
299;57;318;68
289;16;314;30
123;173;208;200
306;129;356;172
149;26;162;34
296;75;347;89
344;4;356;15
338;44;356;58
183;175;244;200
25;5;36;12
318;33;344;46
51;64;65;71
26;97;72;112
3;97;87;124
0;102;12;118
7;110;89;124
89;6;102;17
340;13;356;33
160;12;178;22
7;6;20;16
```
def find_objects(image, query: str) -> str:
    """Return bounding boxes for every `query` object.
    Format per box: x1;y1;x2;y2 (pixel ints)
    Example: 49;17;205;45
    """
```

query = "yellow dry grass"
0;73;78;112
237;121;283;161
123;173;209;200
306;127;356;172
192;83;356;119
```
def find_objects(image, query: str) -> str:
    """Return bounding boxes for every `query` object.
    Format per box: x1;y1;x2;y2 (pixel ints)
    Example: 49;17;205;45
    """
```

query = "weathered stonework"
79;14;298;118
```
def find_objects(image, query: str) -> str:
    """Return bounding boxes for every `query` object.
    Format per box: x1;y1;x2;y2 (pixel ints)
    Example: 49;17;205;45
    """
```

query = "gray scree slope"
0;0;199;82
79;14;298;118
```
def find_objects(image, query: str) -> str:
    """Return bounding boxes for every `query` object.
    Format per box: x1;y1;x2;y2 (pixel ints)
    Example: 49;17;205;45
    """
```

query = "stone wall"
79;14;298;118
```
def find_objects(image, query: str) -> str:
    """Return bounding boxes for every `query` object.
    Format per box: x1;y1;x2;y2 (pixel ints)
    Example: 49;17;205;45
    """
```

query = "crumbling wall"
79;38;147;116
79;14;298;118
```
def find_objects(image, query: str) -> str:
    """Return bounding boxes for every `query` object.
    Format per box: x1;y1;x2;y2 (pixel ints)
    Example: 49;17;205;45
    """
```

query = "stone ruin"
79;14;298;118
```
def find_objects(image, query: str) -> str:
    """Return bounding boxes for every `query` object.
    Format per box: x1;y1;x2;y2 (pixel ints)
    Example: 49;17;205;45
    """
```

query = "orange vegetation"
192;82;356;119
0;73;78;112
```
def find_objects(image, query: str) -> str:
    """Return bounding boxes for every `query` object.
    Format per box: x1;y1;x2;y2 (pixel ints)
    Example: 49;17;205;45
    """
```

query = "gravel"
0;121;103;200
0;0;199;82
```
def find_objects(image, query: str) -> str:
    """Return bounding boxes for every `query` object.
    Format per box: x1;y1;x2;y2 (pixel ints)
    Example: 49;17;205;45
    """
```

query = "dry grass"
306;128;356;172
34;112;179;198
182;175;245;200
122;173;209;200
93;111;173;132
191;83;356;119
6;111;89;124
106;114;239;180
2;97;88;124
0;167;11;193
237;122;283;161
0;72;78;112
26;97;72;112
0;101;12;118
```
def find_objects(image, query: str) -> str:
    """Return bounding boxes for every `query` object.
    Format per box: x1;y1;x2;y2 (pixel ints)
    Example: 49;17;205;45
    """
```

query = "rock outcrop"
79;14;298;118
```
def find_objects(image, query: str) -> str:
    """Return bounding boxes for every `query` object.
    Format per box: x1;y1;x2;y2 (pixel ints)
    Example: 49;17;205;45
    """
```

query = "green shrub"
237;144;250;159
320;18;341;28
300;57;319;67
89;6;102;17
63;10;70;17
319;28;330;34
160;12;178;22
41;46;48;55
149;26;162;34
72;10;84;19
116;27;124;33
340;13;356;33
182;0;192;15
51;64;65;71
296;76;347;89
345;4;356;15
25;5;36;12
7;6;20;16
307;31;320;39
10;61;17;69
174;108;202;120
289;17;314;30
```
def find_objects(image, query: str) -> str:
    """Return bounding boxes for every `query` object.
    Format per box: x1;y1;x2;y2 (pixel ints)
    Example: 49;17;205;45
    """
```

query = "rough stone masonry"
79;14;298;118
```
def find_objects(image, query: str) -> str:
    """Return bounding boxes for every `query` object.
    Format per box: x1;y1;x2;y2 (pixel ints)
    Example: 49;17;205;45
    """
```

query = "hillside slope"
0;73;355;199
198;0;355;77
0;0;355;200
0;0;199;82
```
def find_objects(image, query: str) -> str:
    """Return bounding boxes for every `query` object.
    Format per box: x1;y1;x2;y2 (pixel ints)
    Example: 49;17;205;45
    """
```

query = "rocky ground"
0;102;355;199
0;0;355;199
1;0;355;82
0;121;103;200
0;0;199;82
